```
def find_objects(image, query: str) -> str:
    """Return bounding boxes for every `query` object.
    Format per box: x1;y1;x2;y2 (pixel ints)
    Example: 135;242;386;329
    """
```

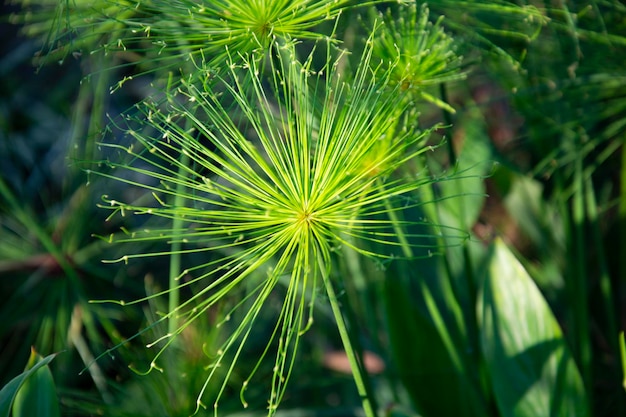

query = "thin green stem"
620;140;626;316
166;69;193;337
383;196;464;370
381;181;489;416
619;332;626;390
318;254;376;417
437;84;480;353
439;84;456;165
571;147;592;403
168;152;190;337
585;174;621;414
584;176;616;352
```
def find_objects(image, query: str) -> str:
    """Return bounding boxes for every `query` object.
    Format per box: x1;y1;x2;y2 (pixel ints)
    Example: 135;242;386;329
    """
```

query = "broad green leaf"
0;350;59;417
479;239;588;417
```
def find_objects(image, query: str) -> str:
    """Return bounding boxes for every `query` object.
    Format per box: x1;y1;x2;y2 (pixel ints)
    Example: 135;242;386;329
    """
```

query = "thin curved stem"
317;253;377;417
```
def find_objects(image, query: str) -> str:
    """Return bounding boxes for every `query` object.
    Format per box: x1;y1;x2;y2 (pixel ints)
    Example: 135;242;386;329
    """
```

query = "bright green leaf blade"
12;349;61;417
479;239;588;417
0;351;58;417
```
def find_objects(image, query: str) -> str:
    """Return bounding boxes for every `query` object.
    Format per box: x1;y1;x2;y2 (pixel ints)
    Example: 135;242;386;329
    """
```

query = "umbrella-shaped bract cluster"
96;36;434;414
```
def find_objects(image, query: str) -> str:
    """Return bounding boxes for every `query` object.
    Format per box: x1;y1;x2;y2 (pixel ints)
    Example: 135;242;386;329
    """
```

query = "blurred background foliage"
1;0;626;416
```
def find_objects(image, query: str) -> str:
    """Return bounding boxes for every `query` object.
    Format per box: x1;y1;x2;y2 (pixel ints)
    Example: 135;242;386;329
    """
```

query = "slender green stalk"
318;253;377;417
585;174;621;415
70;53;111;165
619;332;626;390
571;148;592;403
584;176;617;352
620;141;626;313
437;85;481;360
380;175;466;349
167;149;191;337
383;195;463;369
68;306;114;404
438;82;482;386
439;84;457;165
381;181;490;416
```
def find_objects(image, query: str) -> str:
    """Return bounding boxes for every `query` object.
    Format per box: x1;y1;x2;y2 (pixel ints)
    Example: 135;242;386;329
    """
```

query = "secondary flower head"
95;34;434;415
370;3;466;112
12;0;365;78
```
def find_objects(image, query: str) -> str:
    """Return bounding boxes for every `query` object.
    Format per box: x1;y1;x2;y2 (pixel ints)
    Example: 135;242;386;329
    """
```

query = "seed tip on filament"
150;361;163;372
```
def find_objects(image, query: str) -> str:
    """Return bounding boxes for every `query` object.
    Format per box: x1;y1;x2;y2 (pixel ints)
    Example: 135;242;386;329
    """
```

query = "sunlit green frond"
92;32;445;414
11;0;380;82
371;2;466;106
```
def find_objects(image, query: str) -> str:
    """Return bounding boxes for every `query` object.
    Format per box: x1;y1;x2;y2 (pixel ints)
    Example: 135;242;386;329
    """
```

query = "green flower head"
371;2;466;112
13;0;377;78
94;33;436;415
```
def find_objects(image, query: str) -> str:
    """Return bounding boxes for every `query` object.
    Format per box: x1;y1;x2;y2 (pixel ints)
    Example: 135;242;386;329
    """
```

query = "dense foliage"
1;1;626;416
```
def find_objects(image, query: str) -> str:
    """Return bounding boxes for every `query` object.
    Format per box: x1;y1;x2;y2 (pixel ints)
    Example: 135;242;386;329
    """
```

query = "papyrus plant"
11;0;384;86
92;31;442;415
370;2;466;113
